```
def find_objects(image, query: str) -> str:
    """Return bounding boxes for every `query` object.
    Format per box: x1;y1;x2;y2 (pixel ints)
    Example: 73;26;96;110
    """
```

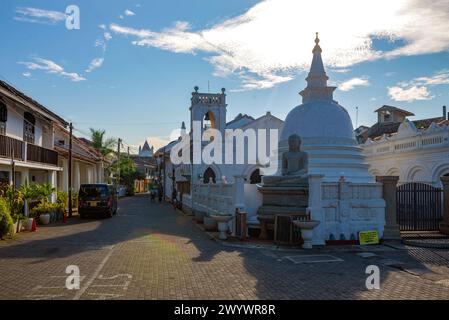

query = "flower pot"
292;220;320;249
40;213;51;225
211;215;233;240
203;216;218;231
17;220;23;233
26;218;34;231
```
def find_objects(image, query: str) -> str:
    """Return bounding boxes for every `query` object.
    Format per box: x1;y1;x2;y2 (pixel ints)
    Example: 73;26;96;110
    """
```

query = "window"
249;169;262;184
203;167;216;184
0;101;7;135
383;111;392;122
23;112;35;144
203;112;216;130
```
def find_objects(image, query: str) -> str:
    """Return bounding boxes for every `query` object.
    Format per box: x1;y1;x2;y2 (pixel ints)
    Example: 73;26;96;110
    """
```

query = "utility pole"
117;138;122;186
68;122;73;218
10;142;15;210
163;147;166;200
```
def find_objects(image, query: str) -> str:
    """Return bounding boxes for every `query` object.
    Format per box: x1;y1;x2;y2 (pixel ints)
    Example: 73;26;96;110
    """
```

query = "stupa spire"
300;33;336;103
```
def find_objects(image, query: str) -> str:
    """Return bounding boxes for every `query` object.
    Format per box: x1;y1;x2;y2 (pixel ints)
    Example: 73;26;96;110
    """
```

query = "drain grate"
285;254;344;264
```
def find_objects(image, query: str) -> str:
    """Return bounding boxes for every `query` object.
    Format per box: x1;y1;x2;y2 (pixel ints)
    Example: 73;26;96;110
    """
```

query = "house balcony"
0;134;58;166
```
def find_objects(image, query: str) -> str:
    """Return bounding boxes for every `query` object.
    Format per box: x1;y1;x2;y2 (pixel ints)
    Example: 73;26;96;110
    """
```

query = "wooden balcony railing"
26;143;58;166
0;134;24;160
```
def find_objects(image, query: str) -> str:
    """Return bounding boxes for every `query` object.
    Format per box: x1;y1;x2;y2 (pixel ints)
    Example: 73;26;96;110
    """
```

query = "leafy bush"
56;191;68;212
1;186;25;222
0;197;13;239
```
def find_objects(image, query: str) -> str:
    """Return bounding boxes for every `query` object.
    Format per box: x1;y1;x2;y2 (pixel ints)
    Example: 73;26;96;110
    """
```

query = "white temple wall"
309;177;385;245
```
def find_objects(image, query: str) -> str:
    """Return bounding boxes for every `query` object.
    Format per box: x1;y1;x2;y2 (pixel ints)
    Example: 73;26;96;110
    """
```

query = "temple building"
130;139;156;179
138;140;154;157
357;105;449;186
155;90;284;217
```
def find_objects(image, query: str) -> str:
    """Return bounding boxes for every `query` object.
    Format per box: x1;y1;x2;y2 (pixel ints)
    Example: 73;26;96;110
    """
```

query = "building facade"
0;80;67;198
359;105;449;186
54;125;107;193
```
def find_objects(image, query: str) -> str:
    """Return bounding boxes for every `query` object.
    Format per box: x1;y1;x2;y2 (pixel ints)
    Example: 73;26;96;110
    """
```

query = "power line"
73;121;182;126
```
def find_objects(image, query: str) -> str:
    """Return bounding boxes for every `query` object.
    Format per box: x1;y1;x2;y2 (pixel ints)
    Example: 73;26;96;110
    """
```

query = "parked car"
78;184;118;219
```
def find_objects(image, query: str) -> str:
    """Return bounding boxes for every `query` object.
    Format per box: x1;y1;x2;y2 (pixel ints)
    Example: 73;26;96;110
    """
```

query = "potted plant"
56;191;68;221
3;186;25;234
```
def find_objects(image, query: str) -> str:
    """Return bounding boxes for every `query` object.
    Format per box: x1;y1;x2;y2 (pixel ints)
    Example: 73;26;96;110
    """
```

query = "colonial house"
0;80;67;197
54;125;107;193
357;105;449;186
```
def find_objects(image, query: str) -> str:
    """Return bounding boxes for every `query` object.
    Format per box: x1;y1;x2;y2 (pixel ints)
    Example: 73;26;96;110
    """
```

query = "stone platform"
256;185;309;240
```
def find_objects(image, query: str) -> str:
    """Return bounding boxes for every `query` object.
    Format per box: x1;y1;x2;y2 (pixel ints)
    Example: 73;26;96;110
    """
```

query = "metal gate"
396;183;443;231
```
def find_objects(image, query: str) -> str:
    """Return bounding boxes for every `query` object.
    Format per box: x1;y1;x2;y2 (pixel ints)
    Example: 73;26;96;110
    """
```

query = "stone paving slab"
0;195;448;300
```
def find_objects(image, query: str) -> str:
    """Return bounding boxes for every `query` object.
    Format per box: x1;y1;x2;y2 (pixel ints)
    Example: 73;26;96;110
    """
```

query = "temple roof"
142;140;152;151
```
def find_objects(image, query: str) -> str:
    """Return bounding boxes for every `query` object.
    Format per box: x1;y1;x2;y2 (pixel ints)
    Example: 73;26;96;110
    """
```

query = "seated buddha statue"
262;134;309;186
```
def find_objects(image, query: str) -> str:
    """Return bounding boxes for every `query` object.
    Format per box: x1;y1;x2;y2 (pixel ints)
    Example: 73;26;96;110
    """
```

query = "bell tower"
190;86;227;136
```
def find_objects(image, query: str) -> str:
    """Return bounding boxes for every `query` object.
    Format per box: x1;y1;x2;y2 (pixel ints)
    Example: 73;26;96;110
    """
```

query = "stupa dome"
281;100;355;141
275;33;373;183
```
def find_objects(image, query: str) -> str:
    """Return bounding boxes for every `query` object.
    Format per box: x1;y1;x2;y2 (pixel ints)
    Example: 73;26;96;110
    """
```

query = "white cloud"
339;77;370;91
109;0;449;91
388;85;433;102
124;10;136;16
388;69;449;102
19;58;86;82
85;58;104;73
413;70;449;86
15;7;66;24
22;72;32;78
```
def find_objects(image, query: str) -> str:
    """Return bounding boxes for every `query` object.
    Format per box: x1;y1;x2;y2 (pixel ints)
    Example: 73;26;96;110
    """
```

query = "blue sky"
1;0;449;151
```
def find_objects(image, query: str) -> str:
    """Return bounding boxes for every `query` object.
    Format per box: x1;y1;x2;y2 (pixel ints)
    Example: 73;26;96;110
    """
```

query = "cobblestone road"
0;195;448;300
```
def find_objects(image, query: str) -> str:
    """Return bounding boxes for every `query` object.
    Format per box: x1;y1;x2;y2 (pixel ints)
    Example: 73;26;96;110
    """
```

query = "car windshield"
79;185;109;198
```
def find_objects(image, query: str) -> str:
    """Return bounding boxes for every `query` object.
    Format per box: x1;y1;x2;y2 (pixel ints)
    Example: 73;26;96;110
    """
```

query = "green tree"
90;128;116;158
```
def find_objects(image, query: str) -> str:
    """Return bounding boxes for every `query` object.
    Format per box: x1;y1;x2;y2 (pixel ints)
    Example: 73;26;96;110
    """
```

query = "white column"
92;164;97;183
308;174;325;245
97;163;103;183
233;175;245;212
21;168;29;186
48;170;57;203
62;158;69;192
74;162;80;192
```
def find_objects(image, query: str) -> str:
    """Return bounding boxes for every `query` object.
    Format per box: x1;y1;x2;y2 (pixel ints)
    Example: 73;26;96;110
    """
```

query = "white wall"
6;105;23;140
5;104;46;147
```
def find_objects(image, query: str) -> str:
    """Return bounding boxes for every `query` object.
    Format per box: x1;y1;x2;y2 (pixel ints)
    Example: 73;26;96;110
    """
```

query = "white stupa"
279;33;373;183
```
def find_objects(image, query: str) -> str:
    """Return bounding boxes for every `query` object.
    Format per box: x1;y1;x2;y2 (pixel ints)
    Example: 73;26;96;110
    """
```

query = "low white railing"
191;175;245;216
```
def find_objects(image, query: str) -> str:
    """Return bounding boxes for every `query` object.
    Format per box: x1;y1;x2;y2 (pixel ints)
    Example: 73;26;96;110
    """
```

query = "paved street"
0;195;448;300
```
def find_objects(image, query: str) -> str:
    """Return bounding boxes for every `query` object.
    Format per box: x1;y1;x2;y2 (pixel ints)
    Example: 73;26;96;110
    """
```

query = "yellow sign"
359;230;379;245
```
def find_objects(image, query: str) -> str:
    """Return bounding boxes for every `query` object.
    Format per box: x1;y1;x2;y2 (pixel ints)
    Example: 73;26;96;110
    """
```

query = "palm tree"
89;128;116;158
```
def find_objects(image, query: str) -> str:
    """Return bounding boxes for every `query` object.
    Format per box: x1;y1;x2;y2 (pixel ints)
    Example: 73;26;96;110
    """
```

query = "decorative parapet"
191;175;244;216
191;88;226;107
363;122;449;156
